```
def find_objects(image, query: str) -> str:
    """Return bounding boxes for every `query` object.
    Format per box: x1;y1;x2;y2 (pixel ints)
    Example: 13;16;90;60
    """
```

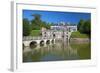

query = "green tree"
23;18;31;36
31;14;52;30
45;23;52;29
83;20;91;37
77;19;91;37
77;19;85;33
31;14;42;30
41;22;51;29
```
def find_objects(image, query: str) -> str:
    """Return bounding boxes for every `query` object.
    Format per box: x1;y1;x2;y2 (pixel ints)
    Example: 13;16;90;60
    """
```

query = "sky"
23;10;91;25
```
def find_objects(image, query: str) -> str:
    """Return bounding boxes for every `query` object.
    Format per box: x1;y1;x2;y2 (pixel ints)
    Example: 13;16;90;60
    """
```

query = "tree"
77;19;85;33
31;14;42;30
41;22;51;29
77;19;91;37
83;20;91;36
45;23;52;29
23;18;31;36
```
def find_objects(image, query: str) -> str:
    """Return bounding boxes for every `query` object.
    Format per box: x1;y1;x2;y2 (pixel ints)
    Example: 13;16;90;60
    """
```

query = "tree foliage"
23;18;31;36
31;14;42;30
78;19;91;37
31;14;51;30
23;14;52;36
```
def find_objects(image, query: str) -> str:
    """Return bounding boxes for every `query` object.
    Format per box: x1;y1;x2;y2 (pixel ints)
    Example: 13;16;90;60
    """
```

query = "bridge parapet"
23;36;54;41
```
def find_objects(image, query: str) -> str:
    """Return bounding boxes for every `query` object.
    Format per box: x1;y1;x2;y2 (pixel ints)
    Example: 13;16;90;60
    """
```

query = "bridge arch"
51;39;54;43
46;40;50;44
30;41;37;48
40;40;44;46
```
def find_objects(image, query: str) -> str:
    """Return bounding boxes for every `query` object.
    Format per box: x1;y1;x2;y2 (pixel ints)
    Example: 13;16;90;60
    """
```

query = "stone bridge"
23;36;55;47
23;30;72;47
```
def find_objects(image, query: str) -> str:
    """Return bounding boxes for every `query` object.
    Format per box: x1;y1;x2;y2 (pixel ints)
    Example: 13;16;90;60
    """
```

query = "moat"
23;39;91;62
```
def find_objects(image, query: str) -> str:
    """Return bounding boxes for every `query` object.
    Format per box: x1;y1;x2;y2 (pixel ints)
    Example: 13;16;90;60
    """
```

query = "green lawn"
71;31;89;38
30;30;41;36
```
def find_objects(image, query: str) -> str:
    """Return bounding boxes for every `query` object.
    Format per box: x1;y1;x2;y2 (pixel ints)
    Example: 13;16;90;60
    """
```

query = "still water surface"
23;40;91;62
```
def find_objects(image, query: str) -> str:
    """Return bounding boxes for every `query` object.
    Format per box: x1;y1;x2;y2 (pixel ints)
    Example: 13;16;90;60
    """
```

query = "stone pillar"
23;40;31;47
36;40;40;44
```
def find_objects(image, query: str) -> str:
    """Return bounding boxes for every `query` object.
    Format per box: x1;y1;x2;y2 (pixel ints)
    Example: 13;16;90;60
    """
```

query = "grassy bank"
30;30;41;36
71;31;89;38
29;30;89;38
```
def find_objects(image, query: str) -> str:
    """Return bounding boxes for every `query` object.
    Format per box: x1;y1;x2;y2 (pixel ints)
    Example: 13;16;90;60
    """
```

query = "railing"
23;36;54;41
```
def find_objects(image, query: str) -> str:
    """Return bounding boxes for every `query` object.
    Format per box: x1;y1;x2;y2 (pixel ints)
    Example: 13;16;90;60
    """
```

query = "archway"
46;40;50;44
51;39;54;43
30;41;37;49
40;40;44;46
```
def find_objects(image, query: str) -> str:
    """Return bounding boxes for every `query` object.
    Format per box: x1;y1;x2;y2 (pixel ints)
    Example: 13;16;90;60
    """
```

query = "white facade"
42;30;69;39
51;25;77;32
41;22;77;39
67;26;77;32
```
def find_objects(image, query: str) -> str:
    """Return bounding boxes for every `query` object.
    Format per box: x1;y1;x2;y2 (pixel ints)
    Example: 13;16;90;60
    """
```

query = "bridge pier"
23;40;31;47
36;40;41;44
44;39;47;44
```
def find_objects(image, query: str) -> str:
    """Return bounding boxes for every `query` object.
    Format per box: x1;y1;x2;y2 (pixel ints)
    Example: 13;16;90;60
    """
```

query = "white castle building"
41;22;77;39
51;25;77;32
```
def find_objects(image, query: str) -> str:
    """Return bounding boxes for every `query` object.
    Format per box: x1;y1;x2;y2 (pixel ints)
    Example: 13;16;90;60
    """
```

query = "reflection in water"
23;39;90;62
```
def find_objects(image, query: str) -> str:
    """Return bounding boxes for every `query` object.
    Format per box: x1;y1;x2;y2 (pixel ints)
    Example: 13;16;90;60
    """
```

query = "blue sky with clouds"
23;10;91;25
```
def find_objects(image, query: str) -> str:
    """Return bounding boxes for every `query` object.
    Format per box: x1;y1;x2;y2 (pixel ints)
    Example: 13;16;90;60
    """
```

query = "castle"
41;22;77;39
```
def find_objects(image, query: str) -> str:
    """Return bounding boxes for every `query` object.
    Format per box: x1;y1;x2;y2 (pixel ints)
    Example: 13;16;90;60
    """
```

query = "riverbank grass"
71;31;89;38
30;30;41;36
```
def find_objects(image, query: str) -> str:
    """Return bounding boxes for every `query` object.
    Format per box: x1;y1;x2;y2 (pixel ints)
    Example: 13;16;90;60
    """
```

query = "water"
23;40;91;62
